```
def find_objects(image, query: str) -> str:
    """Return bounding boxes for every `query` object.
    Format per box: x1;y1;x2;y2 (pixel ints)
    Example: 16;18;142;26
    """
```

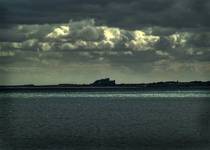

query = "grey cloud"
0;24;54;42
189;32;210;47
1;1;210;84
0;19;210;83
1;19;210;63
1;0;210;29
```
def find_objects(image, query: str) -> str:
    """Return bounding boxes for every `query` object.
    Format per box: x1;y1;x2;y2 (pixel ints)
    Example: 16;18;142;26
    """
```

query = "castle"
91;78;115;86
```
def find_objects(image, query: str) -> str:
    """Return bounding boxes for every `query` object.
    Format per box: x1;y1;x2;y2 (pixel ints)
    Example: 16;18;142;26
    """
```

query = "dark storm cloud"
0;0;210;28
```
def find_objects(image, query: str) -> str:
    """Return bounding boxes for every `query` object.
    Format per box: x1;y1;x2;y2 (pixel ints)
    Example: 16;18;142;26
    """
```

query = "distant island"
0;78;210;91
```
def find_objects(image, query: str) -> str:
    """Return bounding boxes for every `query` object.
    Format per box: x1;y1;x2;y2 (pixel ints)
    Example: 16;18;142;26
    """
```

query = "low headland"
0;78;210;91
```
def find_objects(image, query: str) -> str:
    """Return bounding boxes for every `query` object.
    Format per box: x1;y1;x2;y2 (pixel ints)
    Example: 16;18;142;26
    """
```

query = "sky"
0;0;210;85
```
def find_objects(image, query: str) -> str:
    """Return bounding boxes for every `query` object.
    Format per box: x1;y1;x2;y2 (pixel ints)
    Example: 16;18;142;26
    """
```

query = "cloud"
0;51;15;57
0;0;210;84
125;31;160;51
39;42;51;51
22;39;38;49
0;19;210;84
0;19;210;60
1;0;210;29
46;25;70;39
0;19;163;53
48;20;161;52
1;19;210;62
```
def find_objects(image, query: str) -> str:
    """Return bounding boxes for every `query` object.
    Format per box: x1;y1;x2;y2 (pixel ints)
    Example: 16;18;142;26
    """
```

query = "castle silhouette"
91;78;115;86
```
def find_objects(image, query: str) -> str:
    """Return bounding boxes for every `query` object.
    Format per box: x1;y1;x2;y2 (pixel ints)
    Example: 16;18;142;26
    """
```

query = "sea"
0;90;210;150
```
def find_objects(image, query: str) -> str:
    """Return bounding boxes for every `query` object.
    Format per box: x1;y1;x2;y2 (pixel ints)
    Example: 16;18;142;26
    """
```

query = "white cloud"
0;19;209;64
39;42;51;51
46;25;70;39
103;27;121;41
125;31;159;51
44;20;161;51
60;43;77;50
167;32;190;48
156;50;169;56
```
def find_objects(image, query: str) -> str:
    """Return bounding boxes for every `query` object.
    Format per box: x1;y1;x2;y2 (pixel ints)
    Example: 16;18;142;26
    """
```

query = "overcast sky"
0;0;210;85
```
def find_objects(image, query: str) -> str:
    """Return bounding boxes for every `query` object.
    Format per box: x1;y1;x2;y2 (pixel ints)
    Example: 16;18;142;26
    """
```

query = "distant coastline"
0;78;210;91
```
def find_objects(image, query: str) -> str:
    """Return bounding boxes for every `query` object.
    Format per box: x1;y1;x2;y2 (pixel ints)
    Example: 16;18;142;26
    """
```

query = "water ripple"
0;91;210;99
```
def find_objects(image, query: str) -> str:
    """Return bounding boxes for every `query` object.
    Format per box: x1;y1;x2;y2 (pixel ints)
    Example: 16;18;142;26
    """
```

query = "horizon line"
0;80;210;87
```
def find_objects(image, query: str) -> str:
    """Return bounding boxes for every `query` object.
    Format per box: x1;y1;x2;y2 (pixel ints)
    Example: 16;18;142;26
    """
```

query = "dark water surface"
0;90;210;150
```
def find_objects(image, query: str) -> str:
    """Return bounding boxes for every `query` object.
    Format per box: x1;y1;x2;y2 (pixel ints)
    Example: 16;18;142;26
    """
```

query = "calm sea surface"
0;90;210;150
